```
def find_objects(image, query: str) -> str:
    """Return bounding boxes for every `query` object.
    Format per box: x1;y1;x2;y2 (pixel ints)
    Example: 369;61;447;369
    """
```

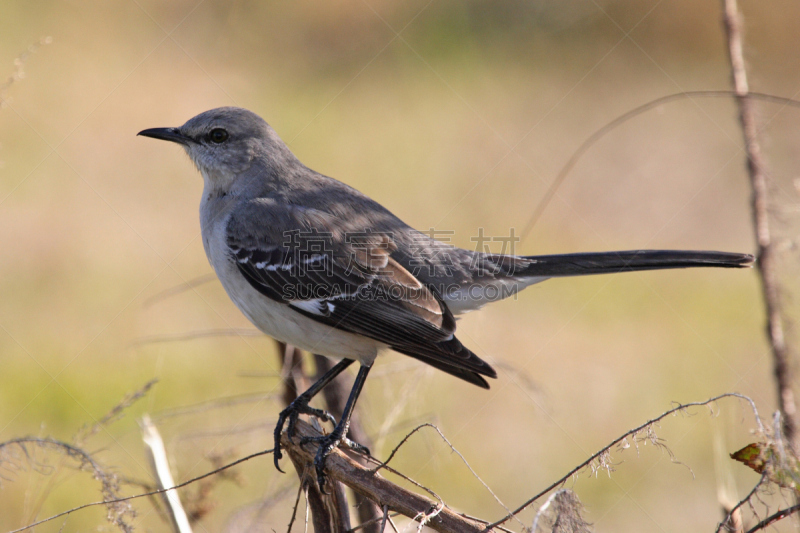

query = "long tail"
517;250;754;278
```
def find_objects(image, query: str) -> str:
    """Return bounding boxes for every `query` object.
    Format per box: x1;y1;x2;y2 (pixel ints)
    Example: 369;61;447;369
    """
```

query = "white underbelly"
222;263;381;362
203;219;381;363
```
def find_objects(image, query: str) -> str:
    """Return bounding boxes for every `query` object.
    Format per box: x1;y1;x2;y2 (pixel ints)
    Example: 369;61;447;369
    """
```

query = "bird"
138;106;753;488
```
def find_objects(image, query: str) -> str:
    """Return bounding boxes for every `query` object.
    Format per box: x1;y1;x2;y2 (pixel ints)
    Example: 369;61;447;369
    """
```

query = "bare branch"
345;508;401;533
287;481;305;533
371;423;521;528
289;452;352;533
722;0;798;451
277;341;308;406
283;420;486;533
715;473;767;533
744;503;800;533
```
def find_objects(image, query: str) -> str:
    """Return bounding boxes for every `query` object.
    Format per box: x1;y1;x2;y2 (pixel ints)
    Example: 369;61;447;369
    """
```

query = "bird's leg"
274;357;355;473
300;363;372;491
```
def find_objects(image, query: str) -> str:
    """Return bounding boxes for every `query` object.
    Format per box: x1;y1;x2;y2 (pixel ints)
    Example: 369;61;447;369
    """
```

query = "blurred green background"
2;1;799;531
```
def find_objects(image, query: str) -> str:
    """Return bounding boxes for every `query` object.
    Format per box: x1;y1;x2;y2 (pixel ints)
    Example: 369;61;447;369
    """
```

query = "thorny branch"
722;0;798;450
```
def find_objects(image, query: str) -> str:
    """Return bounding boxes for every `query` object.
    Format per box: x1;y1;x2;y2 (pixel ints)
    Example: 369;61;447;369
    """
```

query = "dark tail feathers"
518;250;753;278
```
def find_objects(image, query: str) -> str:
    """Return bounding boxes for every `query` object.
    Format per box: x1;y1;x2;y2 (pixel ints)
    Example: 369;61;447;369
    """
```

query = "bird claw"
274;395;336;472
299;431;371;491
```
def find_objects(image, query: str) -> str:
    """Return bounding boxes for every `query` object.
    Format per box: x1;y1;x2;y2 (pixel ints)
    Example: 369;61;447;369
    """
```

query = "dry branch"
282;419;487;533
276;343;354;531
715;473;766;533
289;454;352;533
722;0;798;448
744;504;800;533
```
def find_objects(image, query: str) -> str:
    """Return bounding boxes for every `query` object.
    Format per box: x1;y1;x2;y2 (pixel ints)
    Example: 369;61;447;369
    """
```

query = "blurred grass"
2;0;799;531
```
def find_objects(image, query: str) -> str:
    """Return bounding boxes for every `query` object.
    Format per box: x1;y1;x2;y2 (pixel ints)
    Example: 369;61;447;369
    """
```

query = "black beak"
137;127;193;144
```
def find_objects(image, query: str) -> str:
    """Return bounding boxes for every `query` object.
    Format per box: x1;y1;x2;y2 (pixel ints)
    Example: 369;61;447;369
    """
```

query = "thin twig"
0;438;134;532
722;0;797;450
305;485;311;533
518;90;800;244
482;393;762;531
283;420;485;533
130;329;263;348
7;448;275;533
371;423;522;528
142;273;218;308
744;503;800;533
346;508;400;533
715;473;767;533
287;482;304;533
76;379;158;443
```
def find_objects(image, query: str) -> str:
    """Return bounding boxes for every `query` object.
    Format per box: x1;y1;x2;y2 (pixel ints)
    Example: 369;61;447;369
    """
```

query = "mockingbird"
139;107;753;487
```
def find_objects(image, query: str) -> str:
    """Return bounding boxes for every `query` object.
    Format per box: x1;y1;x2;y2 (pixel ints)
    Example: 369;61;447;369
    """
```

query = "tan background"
1;1;799;531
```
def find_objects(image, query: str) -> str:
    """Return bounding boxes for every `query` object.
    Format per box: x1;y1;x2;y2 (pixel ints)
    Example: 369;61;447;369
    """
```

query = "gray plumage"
139;106;754;388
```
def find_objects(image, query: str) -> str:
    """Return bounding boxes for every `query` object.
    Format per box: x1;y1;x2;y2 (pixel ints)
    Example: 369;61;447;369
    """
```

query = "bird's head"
138;107;293;189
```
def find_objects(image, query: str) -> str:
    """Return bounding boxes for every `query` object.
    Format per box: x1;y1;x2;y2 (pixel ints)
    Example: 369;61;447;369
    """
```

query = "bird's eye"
208;128;229;144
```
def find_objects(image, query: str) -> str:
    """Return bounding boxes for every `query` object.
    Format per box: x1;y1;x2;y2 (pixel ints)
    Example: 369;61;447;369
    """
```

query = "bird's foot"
300;429;370;491
274;395;335;473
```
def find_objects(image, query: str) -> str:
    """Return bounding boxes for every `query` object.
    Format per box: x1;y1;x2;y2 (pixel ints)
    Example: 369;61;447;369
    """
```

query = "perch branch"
276;342;347;531
282;419;487;533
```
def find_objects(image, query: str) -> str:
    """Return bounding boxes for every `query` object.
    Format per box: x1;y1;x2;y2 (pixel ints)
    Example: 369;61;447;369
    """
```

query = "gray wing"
226;199;497;386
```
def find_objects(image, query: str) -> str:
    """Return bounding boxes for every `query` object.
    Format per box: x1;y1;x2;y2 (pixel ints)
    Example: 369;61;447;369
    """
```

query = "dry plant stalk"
722;0;797;448
141;415;193;533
